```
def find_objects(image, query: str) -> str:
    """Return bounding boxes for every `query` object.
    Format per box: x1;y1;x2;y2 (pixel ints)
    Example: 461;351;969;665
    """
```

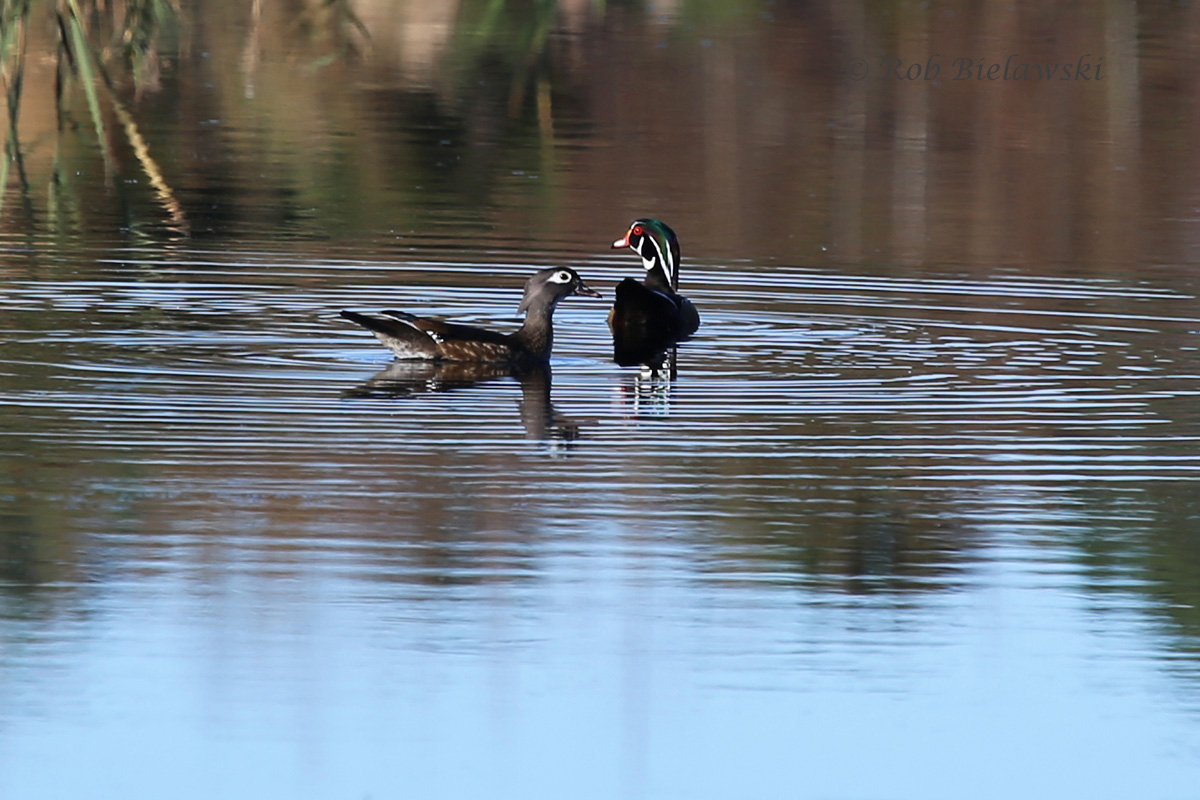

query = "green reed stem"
1;1;32;218
62;0;114;173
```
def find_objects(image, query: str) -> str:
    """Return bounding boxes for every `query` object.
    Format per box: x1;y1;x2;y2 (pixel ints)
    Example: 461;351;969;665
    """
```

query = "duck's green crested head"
611;218;681;291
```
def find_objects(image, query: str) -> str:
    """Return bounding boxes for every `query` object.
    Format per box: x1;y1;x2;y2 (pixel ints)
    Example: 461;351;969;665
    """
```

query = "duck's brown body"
341;267;600;364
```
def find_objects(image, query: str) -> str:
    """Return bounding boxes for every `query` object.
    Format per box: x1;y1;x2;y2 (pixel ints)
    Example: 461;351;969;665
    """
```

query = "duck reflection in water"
343;360;580;444
615;348;678;419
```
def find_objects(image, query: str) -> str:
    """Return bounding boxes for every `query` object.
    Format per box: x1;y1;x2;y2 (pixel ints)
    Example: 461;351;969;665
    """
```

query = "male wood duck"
340;267;601;363
609;218;700;348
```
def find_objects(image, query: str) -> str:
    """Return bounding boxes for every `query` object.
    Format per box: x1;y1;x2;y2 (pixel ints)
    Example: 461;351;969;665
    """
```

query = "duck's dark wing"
608;279;701;367
675;296;700;338
389;312;521;362
390;310;525;362
340;310;444;359
610;279;687;341
388;312;511;347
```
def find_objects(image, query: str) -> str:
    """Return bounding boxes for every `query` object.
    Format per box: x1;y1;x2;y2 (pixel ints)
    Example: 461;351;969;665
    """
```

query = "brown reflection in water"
0;463;95;612
0;1;1195;275
695;485;977;597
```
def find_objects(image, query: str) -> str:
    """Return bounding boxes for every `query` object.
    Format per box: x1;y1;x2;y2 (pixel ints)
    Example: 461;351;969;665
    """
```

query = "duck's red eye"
632;225;644;236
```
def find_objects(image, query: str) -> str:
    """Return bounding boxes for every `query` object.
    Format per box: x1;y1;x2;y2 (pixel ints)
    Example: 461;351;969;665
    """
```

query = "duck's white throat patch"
637;234;675;284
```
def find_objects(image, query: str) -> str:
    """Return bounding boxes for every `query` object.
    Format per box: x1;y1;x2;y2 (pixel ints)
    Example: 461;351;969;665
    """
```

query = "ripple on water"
2;254;1196;495
2;248;1199;800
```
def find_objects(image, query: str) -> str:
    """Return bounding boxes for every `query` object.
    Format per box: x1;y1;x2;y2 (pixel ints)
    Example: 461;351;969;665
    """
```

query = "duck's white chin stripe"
645;235;675;284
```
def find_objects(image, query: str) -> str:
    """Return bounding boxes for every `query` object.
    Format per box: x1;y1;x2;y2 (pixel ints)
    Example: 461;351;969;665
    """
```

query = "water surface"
3;2;1200;798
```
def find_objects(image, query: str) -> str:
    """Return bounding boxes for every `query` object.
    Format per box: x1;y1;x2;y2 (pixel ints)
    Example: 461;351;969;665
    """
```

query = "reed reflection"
344;360;580;444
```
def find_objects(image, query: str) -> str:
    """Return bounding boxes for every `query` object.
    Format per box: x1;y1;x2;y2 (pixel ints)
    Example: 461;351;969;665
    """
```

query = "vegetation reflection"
1;0;182;223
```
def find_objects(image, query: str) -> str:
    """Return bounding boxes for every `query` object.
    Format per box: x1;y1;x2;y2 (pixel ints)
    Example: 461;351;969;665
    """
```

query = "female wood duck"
609;218;700;347
340;267;601;363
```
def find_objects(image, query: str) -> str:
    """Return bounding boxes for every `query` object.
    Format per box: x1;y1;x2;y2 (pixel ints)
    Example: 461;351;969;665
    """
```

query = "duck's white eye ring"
550;270;573;284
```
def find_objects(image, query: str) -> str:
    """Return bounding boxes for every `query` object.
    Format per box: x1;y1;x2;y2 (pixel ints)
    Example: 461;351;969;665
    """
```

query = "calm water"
3;2;1200;798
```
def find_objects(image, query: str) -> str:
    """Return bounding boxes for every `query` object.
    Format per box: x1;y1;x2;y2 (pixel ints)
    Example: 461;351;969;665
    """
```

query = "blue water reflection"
0;507;1196;799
